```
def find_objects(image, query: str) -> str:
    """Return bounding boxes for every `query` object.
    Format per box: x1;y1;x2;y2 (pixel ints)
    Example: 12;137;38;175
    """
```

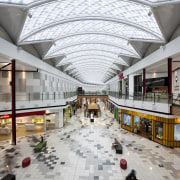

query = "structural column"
168;58;172;100
122;79;126;94
143;68;146;95
11;59;16;145
168;58;172;115
44;114;46;132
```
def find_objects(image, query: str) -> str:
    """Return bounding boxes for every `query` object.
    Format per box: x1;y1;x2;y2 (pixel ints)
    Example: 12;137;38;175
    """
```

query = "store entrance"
134;116;152;139
140;118;152;139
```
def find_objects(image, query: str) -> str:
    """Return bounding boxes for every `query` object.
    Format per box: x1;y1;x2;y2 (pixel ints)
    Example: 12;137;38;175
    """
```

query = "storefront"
63;106;72;125
121;109;180;147
114;106;118;121
110;103;114;113
0;111;46;141
118;109;122;124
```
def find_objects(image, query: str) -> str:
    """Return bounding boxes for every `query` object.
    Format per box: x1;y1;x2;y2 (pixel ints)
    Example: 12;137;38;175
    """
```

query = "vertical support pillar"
143;68;146;95
11;59;16;145
168;58;172;100
168;58;172;114
44;114;46;132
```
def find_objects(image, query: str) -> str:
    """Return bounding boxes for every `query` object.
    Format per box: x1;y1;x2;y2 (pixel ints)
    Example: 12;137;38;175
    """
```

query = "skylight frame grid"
46;34;137;56
46;43;138;59
20;0;163;41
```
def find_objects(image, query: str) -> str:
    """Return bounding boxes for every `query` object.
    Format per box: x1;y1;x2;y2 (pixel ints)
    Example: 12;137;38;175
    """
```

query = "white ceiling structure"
0;0;180;84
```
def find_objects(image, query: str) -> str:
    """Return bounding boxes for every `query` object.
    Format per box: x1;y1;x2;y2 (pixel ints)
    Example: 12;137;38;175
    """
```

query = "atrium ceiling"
0;0;180;84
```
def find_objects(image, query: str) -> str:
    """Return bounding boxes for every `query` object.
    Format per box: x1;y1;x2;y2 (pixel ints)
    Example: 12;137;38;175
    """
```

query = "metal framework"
0;0;179;84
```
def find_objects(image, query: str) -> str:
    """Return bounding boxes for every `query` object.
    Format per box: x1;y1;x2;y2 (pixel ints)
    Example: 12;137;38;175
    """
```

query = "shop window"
134;116;140;133
174;124;180;141
155;121;163;140
123;113;131;127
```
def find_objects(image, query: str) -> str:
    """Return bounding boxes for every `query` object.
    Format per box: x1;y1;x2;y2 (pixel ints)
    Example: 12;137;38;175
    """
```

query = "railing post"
54;92;55;101
29;93;30;102
154;92;155;104
42;93;43;101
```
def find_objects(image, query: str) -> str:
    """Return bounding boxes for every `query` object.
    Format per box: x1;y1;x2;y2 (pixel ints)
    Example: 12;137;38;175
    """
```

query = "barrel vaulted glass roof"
0;0;178;5
0;0;179;83
45;34;139;58
20;0;163;40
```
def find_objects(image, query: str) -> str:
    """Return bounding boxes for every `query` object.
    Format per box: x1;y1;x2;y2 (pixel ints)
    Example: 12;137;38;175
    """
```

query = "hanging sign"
119;73;124;80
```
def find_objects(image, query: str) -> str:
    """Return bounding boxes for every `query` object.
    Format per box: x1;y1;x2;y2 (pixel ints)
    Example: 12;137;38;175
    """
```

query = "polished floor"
0;103;180;180
0;126;44;141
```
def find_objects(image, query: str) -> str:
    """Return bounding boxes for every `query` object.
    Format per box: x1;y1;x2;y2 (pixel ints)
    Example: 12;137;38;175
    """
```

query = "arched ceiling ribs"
59;58;117;68
69;59;112;66
58;54;128;66
20;17;163;43
45;42;139;59
75;65;111;70
54;32;130;43
44;50;131;66
45;34;140;58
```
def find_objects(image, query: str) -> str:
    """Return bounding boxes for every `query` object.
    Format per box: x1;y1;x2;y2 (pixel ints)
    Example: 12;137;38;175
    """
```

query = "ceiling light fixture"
28;12;32;18
148;11;152;16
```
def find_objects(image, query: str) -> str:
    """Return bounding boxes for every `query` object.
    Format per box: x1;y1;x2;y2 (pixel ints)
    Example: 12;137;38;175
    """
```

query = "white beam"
107;36;180;84
0;37;80;84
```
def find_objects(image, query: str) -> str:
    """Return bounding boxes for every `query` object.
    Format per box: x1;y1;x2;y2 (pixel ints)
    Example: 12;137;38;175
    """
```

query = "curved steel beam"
27;0;152;9
76;64;111;69
43;49;134;60
53;32;129;42
59;54;129;65
46;42;138;58
75;64;111;69
20;17;164;42
60;58;115;66
45;42;139;58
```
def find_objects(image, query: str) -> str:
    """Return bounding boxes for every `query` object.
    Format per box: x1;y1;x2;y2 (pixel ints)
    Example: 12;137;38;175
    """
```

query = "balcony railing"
78;91;108;96
0;91;77;102
108;91;172;104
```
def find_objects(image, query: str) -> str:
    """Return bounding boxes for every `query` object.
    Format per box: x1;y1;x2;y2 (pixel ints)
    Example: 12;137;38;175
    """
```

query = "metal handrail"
0;91;77;102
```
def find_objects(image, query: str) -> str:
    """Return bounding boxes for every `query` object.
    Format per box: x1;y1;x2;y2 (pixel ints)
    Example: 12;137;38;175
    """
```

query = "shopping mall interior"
0;0;180;180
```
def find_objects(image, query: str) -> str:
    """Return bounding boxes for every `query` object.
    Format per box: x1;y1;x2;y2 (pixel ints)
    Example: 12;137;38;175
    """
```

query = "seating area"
115;143;123;154
24;124;35;131
0;127;11;135
34;141;47;153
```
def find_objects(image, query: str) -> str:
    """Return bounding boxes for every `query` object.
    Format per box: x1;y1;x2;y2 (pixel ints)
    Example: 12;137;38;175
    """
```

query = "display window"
134;116;140;133
174;124;180;141
0;115;45;142
123;113;131;127
155;121;163;140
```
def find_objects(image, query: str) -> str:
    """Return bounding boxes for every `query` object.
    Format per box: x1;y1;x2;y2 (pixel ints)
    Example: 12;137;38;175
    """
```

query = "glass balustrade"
108;91;172;104
0;91;77;102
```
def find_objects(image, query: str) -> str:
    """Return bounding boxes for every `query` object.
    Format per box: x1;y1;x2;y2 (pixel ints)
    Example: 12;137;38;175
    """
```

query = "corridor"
0;103;180;180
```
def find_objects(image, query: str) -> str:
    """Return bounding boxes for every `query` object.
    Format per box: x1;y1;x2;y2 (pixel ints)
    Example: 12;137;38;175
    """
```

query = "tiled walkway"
0;103;180;180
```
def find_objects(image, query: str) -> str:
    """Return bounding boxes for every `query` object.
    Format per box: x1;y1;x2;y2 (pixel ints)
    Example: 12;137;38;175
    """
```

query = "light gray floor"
0;103;180;180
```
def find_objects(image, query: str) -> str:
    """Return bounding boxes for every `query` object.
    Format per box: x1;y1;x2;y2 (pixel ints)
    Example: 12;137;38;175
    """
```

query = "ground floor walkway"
0;102;180;180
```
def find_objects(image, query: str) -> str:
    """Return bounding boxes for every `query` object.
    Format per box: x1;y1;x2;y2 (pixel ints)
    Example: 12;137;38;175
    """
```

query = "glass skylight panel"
21;0;162;41
60;55;120;65
60;51;127;65
73;60;112;66
46;34;137;56
147;0;178;2
46;44;138;59
22;20;160;43
0;0;39;4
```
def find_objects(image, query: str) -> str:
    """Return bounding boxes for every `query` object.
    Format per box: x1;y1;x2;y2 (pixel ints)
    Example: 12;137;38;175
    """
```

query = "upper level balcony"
0;91;77;113
108;91;180;116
